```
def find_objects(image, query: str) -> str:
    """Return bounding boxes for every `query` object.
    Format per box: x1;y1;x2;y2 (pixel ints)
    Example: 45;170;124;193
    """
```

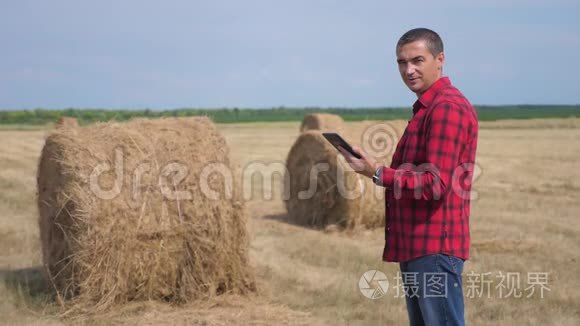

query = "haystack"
55;117;79;128
283;130;385;229
37;117;255;310
299;113;344;133
348;120;409;167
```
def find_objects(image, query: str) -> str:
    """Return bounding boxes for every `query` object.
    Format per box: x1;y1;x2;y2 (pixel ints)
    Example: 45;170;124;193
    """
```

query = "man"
339;28;478;325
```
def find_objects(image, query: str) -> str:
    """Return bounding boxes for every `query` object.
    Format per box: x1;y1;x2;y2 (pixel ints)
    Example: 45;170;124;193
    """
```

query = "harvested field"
0;118;579;325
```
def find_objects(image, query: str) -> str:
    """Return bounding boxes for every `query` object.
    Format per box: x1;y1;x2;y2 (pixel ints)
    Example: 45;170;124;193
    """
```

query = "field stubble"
0;118;578;325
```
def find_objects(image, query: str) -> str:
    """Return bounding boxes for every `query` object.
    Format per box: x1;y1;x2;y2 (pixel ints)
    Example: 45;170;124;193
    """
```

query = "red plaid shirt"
380;77;478;262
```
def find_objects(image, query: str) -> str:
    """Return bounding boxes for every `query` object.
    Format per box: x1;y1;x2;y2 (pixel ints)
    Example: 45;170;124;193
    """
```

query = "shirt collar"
412;77;451;114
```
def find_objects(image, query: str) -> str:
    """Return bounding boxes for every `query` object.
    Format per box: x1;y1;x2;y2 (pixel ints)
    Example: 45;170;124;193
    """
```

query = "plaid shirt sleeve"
379;77;478;262
380;101;465;200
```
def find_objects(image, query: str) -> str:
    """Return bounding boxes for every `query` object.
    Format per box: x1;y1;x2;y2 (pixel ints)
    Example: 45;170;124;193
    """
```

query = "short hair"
396;28;444;57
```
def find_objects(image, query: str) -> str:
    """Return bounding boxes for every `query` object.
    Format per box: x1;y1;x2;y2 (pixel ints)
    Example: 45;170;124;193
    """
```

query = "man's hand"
338;145;380;178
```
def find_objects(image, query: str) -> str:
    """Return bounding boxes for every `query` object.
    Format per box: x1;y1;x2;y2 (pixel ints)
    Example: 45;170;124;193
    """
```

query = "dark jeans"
399;254;465;326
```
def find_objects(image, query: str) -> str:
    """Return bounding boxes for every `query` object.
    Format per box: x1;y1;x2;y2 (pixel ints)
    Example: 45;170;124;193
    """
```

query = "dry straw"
55;117;79;128
350;119;409;167
284;130;385;229
299;113;344;133
284;118;410;230
37;117;256;312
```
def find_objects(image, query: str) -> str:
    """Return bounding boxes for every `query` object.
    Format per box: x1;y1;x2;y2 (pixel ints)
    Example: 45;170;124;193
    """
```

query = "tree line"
0;105;578;125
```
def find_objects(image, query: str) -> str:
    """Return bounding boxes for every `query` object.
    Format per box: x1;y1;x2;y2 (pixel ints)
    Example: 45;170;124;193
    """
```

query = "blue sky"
0;0;579;109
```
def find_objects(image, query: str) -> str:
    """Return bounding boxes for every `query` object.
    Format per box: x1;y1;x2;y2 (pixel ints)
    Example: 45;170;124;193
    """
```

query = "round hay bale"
283;131;384;229
55;117;79;128
299;113;344;133
349;119;409;166
37;117;255;310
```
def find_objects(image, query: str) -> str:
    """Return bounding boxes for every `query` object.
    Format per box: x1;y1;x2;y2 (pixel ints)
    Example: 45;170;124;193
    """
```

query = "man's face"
396;40;444;96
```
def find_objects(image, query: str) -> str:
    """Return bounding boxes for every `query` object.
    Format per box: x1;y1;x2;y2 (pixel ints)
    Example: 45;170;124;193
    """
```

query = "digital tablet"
322;132;362;159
